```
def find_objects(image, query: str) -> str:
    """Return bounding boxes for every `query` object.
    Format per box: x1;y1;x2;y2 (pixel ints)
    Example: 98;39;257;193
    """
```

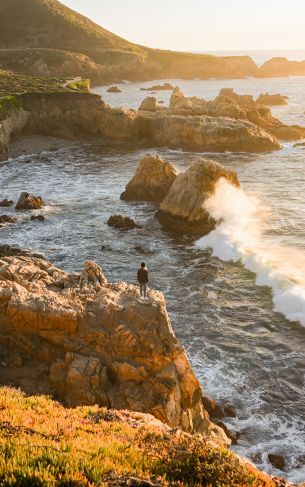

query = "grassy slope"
0;387;276;487
0;69;89;96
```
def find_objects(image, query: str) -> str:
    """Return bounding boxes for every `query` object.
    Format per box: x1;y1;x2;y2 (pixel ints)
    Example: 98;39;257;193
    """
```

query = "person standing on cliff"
137;262;149;300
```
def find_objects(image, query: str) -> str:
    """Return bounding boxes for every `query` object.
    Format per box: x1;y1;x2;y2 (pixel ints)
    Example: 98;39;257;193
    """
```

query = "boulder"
256;93;288;106
0;244;44;259
15;192;45;210
30;215;45;221
157;158;239;235
268;453;286;471
0;215;17;225
121;154;178;202
0;199;14;207
107;86;122;93
0;255;229;445
107;215;142;230
139;97;160;112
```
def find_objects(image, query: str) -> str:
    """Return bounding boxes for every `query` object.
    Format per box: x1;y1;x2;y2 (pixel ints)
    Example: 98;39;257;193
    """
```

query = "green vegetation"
0;387;276;486
0;70;90;98
0;95;21;114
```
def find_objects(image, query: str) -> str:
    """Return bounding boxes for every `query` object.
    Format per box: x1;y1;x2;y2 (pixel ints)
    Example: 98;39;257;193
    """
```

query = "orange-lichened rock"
0;254;229;446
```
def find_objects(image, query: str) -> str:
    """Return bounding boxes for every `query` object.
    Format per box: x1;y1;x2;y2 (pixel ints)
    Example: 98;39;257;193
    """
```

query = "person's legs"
140;283;143;297
143;283;147;299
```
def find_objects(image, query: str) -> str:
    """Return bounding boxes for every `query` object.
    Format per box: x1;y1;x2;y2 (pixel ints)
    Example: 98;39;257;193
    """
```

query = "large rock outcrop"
121;154;178;202
0;256;227;443
157;158;239;235
169;87;305;142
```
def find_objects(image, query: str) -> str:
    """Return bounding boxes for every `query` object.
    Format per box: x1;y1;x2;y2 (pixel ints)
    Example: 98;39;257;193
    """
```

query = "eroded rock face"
0;255;227;444
139;97;160;112
157;158;239;235
15;192;45;210
121;154;178;202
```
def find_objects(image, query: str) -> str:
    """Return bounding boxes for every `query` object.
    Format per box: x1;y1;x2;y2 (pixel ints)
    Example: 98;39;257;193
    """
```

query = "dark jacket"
137;267;149;284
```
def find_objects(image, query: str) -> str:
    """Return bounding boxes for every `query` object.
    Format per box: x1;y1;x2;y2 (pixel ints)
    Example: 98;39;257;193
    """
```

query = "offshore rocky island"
1;0;305;486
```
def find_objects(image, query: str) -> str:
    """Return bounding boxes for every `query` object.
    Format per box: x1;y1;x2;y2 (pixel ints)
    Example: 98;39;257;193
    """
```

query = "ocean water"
1;76;305;482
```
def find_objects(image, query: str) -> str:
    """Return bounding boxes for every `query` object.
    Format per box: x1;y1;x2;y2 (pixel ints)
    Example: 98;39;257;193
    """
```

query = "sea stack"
156;158;240;235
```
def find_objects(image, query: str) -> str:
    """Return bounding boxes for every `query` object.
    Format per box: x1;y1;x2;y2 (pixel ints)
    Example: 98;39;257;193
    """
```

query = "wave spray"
197;178;305;326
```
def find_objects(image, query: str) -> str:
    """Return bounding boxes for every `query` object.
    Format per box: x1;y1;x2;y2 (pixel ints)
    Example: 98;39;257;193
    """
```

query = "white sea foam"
197;179;305;326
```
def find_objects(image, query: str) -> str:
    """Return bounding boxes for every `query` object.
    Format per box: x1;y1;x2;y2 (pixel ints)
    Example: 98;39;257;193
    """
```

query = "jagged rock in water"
139;97;160;112
157;158;239;235
107;215;142;230
0;215;17;225
268;453;286;471
168;86;305;142
121;154;178;203
30;215;45;221
107;86;122;93
0;255;229;445
0;199;14;207
141;83;174;91
15;192;45;210
256;93;288;106
0;244;44;259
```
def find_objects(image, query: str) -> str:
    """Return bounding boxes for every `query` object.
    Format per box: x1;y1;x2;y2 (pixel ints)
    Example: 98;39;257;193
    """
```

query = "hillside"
0;0;258;83
0;387;277;486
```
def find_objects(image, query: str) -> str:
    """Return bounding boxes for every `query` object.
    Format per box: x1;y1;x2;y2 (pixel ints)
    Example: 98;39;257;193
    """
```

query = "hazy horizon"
61;0;305;52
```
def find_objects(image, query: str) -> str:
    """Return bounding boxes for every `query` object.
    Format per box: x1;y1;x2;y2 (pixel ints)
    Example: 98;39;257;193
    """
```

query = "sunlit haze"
61;0;305;51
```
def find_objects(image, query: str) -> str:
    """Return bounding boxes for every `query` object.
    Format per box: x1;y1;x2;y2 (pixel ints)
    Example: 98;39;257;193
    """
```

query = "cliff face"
0;254;228;445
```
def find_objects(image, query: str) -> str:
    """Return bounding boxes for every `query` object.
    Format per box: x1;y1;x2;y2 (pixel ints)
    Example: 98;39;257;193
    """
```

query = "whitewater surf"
197;178;305;327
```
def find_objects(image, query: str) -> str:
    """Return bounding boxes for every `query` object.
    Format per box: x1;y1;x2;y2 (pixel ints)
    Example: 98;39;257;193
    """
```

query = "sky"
61;0;305;52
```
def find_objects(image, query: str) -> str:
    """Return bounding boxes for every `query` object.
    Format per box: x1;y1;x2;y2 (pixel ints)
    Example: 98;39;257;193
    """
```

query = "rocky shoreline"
2;74;305;163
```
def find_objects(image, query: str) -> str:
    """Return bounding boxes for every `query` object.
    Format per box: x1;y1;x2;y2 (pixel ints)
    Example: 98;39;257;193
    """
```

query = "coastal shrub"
0;95;21;113
0;387;276;487
142;433;275;487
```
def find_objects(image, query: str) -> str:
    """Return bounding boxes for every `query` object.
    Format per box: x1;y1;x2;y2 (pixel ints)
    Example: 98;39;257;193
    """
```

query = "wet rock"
0;244;44;259
157;158;239;235
121;154;178;203
30;215;45;222
223;402;237;418
0;199;14;207
202;396;224;420
107;86;122;93
133;245;155;255
216;421;239;445
141;82;174;91
256;93;288;106
139;97;160;112
100;244;112;251
15;192;45;210
107;215;142;230
0;215;17;225
268;453;286;471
